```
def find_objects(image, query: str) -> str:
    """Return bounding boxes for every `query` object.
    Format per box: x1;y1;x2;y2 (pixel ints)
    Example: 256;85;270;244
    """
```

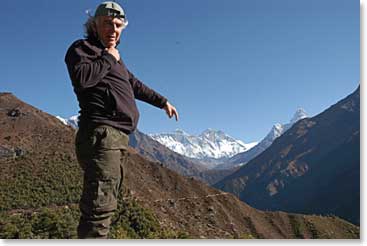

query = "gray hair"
84;16;97;39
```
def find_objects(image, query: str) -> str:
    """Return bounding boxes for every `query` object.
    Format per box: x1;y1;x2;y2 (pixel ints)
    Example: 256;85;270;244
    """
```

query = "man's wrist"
161;99;168;109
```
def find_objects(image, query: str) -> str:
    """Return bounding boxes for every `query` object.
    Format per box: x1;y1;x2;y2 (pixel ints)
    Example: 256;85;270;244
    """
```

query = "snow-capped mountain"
260;108;308;148
290;108;308;124
56;115;79;129
226;108;309;167
149;129;258;160
281;108;308;135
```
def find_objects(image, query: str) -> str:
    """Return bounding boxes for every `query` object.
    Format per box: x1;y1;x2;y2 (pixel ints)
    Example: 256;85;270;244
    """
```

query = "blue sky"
0;0;359;142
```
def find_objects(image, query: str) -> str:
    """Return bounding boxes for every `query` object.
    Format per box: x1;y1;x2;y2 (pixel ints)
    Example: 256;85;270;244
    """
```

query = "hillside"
197;166;240;185
0;92;359;239
215;87;360;225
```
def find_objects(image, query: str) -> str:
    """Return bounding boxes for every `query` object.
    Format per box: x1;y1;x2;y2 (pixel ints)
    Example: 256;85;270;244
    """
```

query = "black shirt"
65;37;167;134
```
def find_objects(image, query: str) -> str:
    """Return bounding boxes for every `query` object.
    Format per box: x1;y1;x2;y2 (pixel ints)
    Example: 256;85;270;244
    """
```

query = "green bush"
110;198;189;239
0;199;189;239
0;207;79;239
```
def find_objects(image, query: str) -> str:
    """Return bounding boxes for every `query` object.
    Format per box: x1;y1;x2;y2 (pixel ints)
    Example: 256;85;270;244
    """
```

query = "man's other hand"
106;47;120;61
164;101;179;121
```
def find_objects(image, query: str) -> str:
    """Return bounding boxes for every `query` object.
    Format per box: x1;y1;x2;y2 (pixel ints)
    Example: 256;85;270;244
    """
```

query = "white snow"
67;115;79;129
290;108;308;124
56;116;68;125
55;115;79;129
244;141;258;150
149;129;258;160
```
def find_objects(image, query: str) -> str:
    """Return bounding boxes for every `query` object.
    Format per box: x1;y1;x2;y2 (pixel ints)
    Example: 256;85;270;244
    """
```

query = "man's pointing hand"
164;101;179;121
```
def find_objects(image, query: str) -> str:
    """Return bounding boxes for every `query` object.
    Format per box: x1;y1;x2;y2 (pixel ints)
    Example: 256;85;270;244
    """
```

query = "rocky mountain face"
0;93;76;159
149;129;257;161
215;87;360;225
218;108;308;170
0;92;359;239
197;166;241;185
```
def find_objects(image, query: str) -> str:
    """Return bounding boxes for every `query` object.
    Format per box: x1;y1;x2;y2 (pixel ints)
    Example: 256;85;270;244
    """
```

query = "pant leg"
75;125;129;239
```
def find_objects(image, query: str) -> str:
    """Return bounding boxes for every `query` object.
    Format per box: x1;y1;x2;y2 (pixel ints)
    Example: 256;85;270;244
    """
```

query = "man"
65;1;178;238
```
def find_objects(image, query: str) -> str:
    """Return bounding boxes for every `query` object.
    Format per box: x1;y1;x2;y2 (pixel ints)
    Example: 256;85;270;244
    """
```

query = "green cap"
94;1;125;19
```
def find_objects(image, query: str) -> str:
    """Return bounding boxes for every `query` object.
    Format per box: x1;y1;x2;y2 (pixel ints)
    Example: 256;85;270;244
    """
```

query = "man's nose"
112;24;118;32
106;23;117;32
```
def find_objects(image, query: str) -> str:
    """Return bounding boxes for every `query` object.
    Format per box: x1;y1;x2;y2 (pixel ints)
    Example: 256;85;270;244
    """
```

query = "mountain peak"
268;123;284;140
290;108;308;124
200;128;226;137
55;115;79;129
0;92;23;105
174;129;189;135
149;129;255;160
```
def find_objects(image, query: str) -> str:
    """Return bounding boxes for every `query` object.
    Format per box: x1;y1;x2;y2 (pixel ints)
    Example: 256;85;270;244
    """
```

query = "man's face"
95;16;125;48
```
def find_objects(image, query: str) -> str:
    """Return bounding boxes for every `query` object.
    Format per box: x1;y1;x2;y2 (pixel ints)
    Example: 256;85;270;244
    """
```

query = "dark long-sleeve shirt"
65;38;167;134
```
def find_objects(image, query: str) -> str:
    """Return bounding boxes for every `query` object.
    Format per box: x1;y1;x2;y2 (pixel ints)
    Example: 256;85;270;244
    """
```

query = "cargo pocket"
80;178;117;213
92;126;108;148
94;179;118;212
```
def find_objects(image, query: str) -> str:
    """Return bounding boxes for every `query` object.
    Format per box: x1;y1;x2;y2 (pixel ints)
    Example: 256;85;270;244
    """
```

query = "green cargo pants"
75;124;129;239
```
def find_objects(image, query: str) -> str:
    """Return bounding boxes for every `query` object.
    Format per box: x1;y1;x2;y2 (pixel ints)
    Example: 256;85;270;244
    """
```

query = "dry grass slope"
0;92;360;239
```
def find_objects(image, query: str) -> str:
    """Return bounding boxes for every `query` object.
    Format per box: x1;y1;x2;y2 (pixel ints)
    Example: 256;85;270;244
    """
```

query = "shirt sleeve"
65;41;117;91
128;70;168;109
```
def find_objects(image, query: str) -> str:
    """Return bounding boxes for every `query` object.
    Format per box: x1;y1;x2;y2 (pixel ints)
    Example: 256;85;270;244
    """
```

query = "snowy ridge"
149;128;257;160
290;108;308;124
56;116;68;126
259;108;308;148
67;115;79;129
55;115;79;129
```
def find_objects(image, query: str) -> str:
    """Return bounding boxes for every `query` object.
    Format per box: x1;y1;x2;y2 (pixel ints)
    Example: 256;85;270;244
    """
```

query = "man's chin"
104;41;117;48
